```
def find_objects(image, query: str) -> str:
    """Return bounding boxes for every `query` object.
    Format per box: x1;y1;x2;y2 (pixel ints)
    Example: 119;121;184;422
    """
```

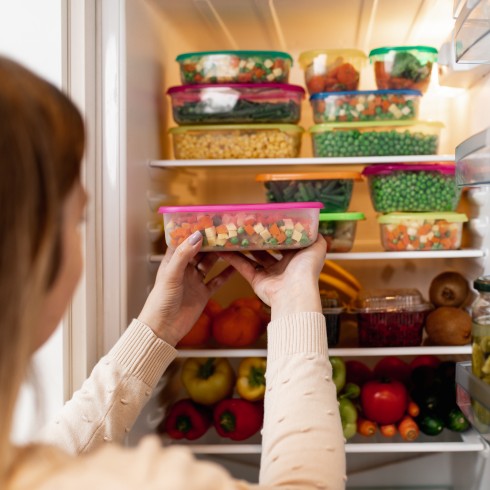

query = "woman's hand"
138;231;235;346
218;235;326;321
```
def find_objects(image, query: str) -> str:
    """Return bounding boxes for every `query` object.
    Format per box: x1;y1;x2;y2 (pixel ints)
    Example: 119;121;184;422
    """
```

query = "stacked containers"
168;51;305;159
301;46;444;157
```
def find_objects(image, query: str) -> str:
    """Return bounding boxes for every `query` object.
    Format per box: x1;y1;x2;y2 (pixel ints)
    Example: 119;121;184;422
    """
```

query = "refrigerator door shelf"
456;127;490;186
454;0;490;64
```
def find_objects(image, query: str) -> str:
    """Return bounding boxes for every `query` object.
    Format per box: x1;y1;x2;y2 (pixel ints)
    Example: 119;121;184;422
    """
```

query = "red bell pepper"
161;398;212;440
213;398;263;441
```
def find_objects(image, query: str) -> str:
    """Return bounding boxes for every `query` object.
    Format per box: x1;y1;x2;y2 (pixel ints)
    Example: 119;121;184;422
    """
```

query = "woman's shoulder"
8;437;243;490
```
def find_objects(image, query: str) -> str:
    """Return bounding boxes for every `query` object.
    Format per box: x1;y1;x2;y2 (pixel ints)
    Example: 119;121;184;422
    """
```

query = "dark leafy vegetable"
391;52;431;82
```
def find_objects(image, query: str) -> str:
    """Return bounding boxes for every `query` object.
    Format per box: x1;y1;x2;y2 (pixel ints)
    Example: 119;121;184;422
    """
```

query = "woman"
0;56;346;489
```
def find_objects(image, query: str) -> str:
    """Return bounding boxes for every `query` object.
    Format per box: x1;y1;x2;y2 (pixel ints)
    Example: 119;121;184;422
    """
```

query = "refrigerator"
61;0;490;488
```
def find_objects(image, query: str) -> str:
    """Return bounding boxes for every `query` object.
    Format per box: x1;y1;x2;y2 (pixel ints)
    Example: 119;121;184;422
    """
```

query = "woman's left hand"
138;231;234;346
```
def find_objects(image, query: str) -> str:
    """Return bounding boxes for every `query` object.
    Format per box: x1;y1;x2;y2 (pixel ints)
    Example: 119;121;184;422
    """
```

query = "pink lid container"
159;202;323;251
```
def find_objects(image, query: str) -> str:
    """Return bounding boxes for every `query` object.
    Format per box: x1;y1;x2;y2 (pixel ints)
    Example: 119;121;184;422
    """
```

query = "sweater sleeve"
35;319;177;455
255;312;346;489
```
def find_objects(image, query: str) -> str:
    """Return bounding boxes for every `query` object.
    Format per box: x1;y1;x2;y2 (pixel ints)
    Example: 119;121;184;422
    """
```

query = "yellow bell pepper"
181;357;235;406
236;357;267;401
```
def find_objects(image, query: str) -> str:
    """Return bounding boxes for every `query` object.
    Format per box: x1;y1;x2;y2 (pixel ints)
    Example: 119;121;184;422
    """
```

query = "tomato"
346;360;373;386
409;355;440;371
177;312;212;347
361;379;408;425
373;357;410;384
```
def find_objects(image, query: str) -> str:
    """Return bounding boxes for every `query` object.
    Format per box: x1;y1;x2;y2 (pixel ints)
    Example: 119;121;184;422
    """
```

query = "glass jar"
472;276;490;384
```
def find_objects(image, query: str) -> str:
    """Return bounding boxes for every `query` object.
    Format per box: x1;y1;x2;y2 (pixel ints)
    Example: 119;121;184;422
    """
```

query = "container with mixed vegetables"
176;50;292;85
159;203;323;251
318;212;365;253
310;89;421;123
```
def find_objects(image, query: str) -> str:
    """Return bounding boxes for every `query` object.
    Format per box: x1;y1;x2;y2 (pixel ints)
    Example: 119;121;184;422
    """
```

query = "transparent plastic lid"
353;288;432;313
255;171;362;182
167;83;305;95
309;120;444;132
310;89;422;100
474;276;490;292
368;45;438;61
176;50;293;62
318;212;365;222
377;212;468;224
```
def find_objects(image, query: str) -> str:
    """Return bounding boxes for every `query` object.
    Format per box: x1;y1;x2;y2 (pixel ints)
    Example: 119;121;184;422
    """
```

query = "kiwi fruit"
429;271;469;308
425;306;472;346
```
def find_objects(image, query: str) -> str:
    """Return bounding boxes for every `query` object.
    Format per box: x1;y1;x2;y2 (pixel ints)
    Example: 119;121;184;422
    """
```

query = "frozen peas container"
169;124;303;159
362;163;461;213
176;50;292;85
378;212;468;251
309;89;421;124
298;49;367;95
255;171;362;212
368;45;438;94
309;120;443;157
352;288;432;347
167;83;305;125
319;212;365;253
159;202;323;251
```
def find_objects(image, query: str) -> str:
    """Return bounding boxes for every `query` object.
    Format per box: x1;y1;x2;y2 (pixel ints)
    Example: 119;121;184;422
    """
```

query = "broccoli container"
169;124;303;159
176;50;292;85
159;202;323;252
319;212;365;253
309;120;443;157
310;89;421;124
255;171;362;212
352;288;432;347
369;46;438;94
167;83;305;125
378;212;468;251
362;163;461;213
298;49;367;95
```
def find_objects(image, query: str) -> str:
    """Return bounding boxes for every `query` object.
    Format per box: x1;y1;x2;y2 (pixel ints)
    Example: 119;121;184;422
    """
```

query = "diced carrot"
198;216;213;229
269;223;280;237
276;232;287;243
245;224;255;236
381;100;390;111
216;224;228;234
245;217;256;226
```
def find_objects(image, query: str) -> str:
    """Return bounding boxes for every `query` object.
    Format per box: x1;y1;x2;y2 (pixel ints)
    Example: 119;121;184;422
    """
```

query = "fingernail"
188;231;202;245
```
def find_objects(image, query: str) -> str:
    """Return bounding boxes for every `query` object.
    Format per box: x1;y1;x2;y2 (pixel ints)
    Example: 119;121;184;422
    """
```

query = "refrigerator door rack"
456;126;490;186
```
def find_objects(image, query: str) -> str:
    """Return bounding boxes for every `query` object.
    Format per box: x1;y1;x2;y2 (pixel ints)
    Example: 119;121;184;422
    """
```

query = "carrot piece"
407;401;420;418
276;231;287;244
215;224;228;234
198;216;213;229
398;416;419;441
244;224;255;236
357;418;376;437
269;223;280;237
244;217;256;226
381;100;390;111
380;424;397;438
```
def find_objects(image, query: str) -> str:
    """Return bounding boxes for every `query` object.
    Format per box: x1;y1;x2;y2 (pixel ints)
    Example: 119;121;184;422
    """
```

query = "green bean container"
309;120;443;157
255;171;362;212
362;163;461;212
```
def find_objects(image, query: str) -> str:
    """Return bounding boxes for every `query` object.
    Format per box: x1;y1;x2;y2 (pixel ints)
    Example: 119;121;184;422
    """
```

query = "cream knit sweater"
9;312;346;489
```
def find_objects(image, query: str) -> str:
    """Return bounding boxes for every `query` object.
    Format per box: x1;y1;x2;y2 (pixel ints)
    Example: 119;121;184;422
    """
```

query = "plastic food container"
176;51;292;85
362;163;461;213
159;202;323;251
167;83;305;125
310;121;443;157
368;46;438;94
456;361;490;442
319;212;365;253
310;89;421;124
377;212;468;251
255;171;362;212
298;49;367;95
169;124;303;159
320;292;344;347
352;288;432;347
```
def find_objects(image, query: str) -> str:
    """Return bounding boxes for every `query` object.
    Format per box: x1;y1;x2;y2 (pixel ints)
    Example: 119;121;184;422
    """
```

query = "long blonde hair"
0;57;84;481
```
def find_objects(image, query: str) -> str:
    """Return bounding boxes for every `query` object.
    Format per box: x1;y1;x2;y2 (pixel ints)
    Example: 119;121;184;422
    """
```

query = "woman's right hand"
218;235;326;321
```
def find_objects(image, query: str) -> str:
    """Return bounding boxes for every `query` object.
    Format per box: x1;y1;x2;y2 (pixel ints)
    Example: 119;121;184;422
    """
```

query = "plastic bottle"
472;276;490;384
